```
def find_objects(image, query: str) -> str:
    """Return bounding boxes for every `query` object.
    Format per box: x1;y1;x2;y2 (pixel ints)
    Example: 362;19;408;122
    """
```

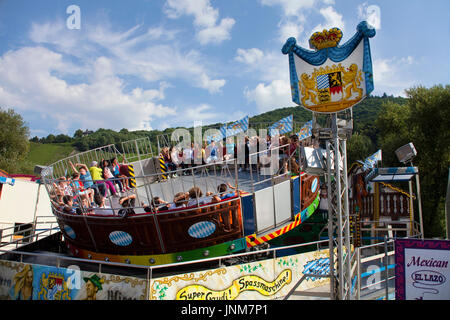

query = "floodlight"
395;143;417;164
300;147;325;175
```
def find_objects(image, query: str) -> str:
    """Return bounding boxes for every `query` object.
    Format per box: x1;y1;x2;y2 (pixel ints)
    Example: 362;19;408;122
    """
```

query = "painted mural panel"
149;249;330;300
0;260;148;300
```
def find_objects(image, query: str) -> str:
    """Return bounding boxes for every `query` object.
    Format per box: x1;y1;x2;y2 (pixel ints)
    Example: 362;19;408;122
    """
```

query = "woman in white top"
170;146;180;166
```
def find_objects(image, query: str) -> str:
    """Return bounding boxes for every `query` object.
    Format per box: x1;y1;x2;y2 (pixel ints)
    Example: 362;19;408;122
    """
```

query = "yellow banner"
176;269;292;300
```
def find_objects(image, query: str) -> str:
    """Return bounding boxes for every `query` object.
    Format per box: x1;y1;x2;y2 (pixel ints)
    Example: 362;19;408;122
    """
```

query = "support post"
414;169;424;239
326;113;352;300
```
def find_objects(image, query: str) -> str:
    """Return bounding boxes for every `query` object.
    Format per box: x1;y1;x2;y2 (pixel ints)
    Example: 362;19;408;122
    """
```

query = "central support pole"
326;113;352;300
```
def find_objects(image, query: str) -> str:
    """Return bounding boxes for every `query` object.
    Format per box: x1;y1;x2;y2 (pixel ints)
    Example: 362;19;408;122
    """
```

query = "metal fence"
351;238;396;300
47;144;123;179
0;217;60;251
121;137;154;163
0;234;419;300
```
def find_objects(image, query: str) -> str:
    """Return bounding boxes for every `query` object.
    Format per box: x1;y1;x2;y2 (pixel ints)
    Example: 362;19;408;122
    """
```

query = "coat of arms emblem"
283;22;376;113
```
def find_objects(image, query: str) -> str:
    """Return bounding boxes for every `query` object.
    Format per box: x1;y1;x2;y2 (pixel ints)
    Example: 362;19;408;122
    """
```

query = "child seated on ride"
89;161;119;198
187;186;216;207
93;194;115;216
216;182;237;200
168;192;189;210
49;189;64;207
61;195;78;214
69;161;98;197
148;196;169;212
53;176;73;197
101;159;124;193
118;194;137;217
111;157;130;191
71;172;94;205
80;197;94;215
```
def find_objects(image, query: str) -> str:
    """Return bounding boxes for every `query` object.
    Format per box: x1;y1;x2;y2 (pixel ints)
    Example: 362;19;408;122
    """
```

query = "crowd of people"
50;133;305;217
49;157;135;216
158;133;302;178
49;154;240;217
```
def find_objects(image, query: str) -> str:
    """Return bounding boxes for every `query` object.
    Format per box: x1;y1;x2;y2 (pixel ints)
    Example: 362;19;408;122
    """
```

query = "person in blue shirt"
206;141;219;163
69;160;100;199
217;182;237;200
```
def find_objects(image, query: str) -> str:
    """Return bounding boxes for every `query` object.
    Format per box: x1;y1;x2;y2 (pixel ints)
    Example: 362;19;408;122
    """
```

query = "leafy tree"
44;134;56;144
0;108;30;173
406;85;450;237
347;133;374;166
376;85;450;237
54;134;72;143
73;129;83;139
375;101;411;166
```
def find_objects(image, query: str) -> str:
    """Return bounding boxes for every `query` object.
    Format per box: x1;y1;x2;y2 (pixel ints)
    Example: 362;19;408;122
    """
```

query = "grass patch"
23;142;76;171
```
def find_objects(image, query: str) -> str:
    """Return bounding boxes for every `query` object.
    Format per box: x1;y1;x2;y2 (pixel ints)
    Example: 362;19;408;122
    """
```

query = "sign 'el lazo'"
282;21;376;113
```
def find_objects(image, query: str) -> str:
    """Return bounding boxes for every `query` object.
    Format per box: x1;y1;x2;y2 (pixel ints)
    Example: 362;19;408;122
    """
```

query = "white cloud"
235;48;264;65
259;0;316;43
0;13;233;136
244;79;293;112
235;48;293;112
164;0;235;45
235;49;287;82
28;19;225;94
372;56;416;97
0;46;179;134
183;104;220;122
278;15;306;43
199;74;226;94
259;0;317;16
311;6;345;34
358;3;381;30
196;17;235;45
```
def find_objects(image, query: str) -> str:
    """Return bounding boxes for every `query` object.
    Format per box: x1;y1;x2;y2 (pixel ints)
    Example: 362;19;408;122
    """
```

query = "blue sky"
0;0;448;138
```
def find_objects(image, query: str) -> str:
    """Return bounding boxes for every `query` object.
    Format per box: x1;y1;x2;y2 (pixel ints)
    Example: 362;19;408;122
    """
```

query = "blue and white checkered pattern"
221;115;249;138
362;149;382;171
269;115;293;136
296;120;313;141
188;221;216;239
302;258;330;281
63;225;76;239
311;178;318;193
109;231;133;246
205;131;224;143
316;74;329;90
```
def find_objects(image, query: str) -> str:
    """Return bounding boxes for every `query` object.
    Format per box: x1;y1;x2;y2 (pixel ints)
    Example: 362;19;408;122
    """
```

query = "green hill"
19;142;76;174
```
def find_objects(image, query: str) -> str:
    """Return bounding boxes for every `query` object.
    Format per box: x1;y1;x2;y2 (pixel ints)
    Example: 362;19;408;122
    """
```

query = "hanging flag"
296;120;313;141
205;131;224;143
269;115;293;136
0;176;15;186
222;115;249;137
362;149;382;171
